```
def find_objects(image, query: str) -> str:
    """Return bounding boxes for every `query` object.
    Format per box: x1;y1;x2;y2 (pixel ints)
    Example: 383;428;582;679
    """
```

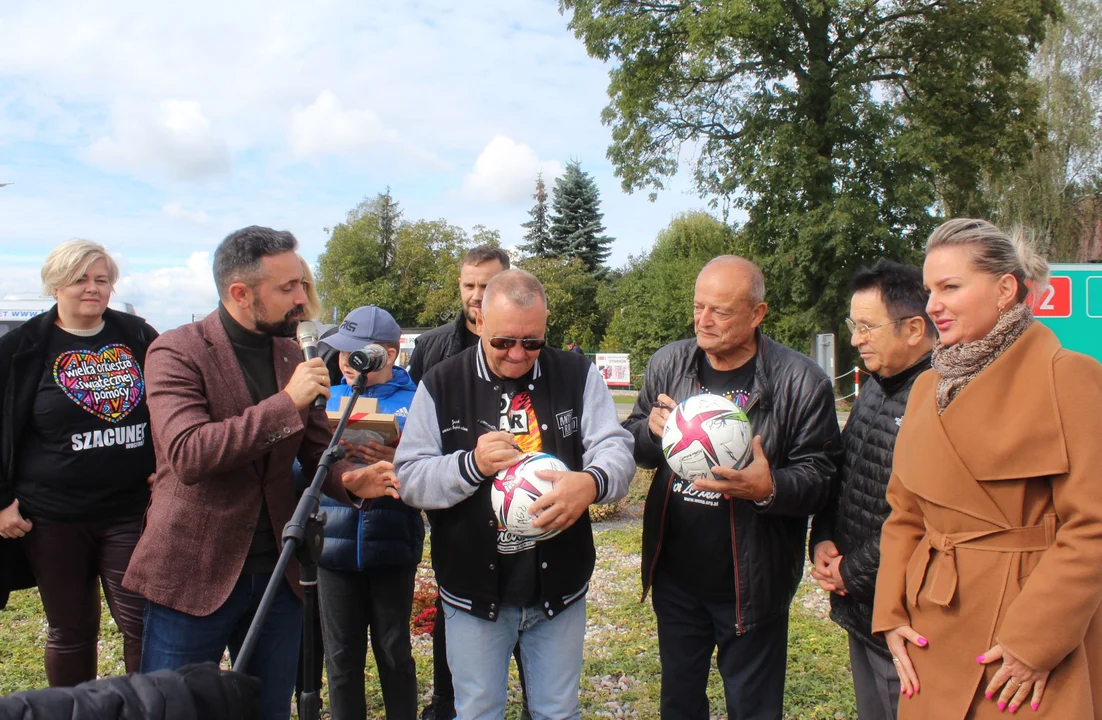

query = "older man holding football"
624;255;841;720
396;269;635;720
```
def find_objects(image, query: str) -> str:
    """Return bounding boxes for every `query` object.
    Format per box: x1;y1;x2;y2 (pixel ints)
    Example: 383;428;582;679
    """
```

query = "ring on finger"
891;657;901;665
1007;678;1020;689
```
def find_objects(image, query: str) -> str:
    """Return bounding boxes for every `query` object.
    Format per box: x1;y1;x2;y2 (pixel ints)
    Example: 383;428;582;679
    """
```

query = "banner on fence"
596;353;631;387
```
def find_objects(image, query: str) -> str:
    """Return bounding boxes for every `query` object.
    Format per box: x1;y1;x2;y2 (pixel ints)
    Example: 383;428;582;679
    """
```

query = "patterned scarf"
931;301;1033;414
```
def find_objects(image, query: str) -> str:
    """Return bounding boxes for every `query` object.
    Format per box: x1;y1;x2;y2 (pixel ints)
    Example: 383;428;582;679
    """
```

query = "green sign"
1033;264;1102;362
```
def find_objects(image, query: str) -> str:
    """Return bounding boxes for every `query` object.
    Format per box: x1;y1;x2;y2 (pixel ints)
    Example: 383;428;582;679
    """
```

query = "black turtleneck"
873;351;932;396
218;304;277;402
218;304;279;574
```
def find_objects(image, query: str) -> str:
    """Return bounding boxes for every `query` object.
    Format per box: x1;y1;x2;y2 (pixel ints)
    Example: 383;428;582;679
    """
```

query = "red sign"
1030;276;1071;318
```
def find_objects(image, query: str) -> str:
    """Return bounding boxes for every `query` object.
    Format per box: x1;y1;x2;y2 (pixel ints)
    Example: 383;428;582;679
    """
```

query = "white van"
0;293;137;338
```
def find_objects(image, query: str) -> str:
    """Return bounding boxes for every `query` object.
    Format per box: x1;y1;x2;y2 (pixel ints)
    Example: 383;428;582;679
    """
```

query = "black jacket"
0;307;158;609
407;316;467;385
627;332;841;634
809;354;930;655
0;663;259;720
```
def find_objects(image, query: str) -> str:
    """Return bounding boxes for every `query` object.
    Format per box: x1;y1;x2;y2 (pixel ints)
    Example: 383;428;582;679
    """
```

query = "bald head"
694;255;768;370
484;269;547;311
479;269;549;379
699;255;765;305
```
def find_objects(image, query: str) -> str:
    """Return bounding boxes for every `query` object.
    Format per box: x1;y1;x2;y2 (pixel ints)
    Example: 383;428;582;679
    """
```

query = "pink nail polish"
917;637;928;647
1032;703;1039;711
907;691;912;698
977;655;986;663
999;703;1007;712
1010;705;1018;714
986;692;993;699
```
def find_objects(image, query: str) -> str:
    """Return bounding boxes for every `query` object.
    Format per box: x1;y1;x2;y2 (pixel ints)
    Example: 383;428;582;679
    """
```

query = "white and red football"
491;452;567;541
661;394;753;481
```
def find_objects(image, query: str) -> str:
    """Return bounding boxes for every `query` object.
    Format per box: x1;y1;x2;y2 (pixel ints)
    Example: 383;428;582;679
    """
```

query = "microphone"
348;344;388;375
296;321;328;411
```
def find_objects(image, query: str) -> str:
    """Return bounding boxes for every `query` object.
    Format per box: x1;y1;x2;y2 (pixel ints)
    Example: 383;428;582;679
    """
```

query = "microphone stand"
234;370;370;720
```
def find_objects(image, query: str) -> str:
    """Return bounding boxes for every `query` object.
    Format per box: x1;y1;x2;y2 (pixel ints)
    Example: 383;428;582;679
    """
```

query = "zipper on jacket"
729;393;758;635
642;476;675;602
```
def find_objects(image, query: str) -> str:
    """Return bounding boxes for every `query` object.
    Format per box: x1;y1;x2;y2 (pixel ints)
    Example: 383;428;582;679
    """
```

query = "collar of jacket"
908;322;1067;483
474;341;542;384
446;313;469;355
9;304;152;350
341;365;417;399
871;352;932;396
687;328;773;410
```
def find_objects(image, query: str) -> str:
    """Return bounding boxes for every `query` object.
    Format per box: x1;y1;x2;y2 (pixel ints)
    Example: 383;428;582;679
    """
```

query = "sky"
0;0;709;330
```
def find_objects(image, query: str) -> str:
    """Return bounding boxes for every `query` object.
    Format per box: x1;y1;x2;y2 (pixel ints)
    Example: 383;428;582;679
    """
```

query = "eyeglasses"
488;336;546;351
845;317;915;337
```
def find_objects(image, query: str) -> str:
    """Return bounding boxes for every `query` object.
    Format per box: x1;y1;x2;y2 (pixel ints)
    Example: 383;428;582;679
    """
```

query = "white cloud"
460;136;563;205
289;90;447;169
84;99;231;181
162;202;212;225
115;252;219;329
290;90;386;157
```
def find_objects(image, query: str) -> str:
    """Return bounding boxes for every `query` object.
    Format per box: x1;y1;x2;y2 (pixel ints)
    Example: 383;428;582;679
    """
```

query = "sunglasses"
488;336;546;351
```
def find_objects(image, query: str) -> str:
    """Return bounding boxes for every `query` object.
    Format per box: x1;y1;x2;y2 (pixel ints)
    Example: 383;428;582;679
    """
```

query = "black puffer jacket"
809;354;930;656
628;332;842;634
0;663;260;720
407;316;466;385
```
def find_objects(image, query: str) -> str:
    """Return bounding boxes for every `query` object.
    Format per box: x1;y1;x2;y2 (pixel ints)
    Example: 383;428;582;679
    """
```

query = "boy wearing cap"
318;306;423;720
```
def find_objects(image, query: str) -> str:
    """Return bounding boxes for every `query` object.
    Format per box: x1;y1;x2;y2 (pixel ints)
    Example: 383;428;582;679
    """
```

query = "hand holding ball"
491;452;567;541
661;394;753;481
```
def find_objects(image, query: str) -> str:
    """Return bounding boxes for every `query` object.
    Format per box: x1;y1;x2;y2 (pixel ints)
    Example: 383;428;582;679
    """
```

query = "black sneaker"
421;701;457;720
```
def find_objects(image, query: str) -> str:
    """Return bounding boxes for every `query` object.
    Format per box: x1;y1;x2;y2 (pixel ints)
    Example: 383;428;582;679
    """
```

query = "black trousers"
20;514;147;687
652;574;788;720
319;564;419;720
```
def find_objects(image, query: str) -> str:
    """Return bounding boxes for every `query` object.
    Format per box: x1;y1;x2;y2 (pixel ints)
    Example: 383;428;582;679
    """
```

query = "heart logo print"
53;344;145;423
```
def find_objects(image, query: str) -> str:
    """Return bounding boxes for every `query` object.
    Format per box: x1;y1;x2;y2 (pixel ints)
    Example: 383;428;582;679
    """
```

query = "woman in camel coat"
873;218;1102;719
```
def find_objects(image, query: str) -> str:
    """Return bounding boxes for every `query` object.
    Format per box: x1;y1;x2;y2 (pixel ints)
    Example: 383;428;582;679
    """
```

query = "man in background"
810;260;934;720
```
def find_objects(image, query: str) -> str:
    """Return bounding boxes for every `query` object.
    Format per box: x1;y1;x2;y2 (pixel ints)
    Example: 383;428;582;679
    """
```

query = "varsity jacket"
395;343;635;620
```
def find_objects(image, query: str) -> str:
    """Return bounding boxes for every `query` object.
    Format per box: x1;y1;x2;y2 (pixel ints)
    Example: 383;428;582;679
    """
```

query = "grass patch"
0;518;854;719
612;394;638;405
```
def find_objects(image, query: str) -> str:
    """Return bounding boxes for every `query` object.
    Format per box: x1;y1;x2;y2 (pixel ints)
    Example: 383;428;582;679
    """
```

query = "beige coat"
873;323;1102;719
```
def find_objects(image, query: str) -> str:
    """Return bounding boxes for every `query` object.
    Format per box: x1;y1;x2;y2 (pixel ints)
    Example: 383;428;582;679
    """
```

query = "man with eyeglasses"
625;255;840;719
396;269;635;720
809;259;934;720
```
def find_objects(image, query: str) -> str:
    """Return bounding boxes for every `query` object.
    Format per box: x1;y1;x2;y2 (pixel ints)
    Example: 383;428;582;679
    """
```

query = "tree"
519;255;605;350
548;160;614;275
599;211;738;372
521;173;552;256
377;187;402;271
561;0;1056;349
990;0;1102;261
316;194;469;327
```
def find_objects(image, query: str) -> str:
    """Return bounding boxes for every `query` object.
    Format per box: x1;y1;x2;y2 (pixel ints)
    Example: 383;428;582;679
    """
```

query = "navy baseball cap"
324;305;402;352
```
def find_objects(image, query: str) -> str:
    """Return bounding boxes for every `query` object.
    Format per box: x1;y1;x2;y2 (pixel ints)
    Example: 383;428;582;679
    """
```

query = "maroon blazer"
123;311;355;616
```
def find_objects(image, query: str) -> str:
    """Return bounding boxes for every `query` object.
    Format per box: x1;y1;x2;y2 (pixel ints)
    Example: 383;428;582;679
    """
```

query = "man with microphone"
125;226;398;720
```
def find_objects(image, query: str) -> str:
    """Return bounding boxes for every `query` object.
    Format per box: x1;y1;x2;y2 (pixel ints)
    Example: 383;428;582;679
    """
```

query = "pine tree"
520;173;551;256
376;186;402;271
548;161;613;275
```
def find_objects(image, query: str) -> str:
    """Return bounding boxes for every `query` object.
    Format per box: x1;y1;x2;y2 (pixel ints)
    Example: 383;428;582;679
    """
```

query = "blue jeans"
444;598;586;720
140;572;303;720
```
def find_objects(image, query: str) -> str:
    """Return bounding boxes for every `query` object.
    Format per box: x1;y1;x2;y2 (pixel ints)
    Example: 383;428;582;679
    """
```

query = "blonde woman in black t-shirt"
0;239;158;686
